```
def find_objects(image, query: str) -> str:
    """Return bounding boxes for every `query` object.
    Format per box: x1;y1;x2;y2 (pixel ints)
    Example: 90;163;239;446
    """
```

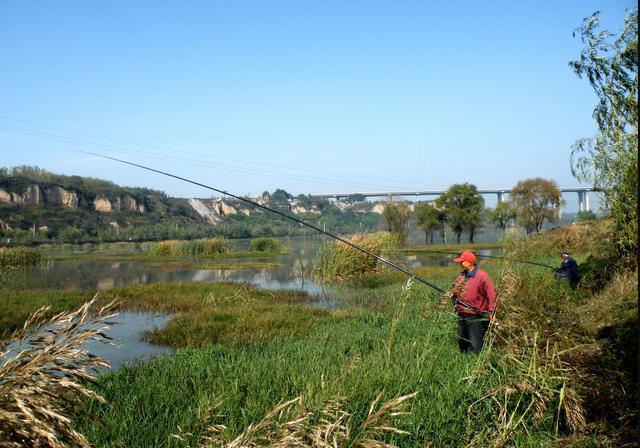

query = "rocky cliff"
0;183;146;213
186;196;383;223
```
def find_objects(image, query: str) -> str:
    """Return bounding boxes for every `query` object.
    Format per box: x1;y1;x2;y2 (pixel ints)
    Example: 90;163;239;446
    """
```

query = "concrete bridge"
309;187;599;212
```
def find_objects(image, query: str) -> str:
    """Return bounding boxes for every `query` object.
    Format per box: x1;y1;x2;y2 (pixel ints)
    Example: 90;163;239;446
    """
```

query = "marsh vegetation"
0;218;635;446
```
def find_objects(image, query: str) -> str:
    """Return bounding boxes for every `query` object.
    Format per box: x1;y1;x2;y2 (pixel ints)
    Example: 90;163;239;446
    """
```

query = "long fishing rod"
395;249;559;270
75;150;487;316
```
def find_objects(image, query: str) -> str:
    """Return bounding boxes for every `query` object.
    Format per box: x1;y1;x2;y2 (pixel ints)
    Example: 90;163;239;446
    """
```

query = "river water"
6;237;486;292
2;237;498;369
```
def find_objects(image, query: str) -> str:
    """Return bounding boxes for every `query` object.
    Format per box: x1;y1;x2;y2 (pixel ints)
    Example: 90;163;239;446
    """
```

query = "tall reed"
152;238;230;257
314;232;398;282
0;246;45;268
172;391;417;447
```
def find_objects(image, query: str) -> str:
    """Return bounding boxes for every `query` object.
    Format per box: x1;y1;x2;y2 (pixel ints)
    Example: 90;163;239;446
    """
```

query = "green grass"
0;283;321;341
76;289;562;447
2;221;635;446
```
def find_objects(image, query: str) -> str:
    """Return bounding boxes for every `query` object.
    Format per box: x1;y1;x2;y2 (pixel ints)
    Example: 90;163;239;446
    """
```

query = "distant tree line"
0;167;606;247
384;178;568;246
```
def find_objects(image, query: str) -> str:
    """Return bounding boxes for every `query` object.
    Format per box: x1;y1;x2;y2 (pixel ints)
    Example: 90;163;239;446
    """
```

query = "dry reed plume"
0;295;118;447
173;391;417;447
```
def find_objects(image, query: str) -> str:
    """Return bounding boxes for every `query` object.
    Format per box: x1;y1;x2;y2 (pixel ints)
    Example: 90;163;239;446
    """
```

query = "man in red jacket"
448;250;497;353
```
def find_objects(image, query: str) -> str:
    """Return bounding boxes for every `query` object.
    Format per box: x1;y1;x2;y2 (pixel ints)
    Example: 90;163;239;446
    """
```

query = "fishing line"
395;249;558;270
74;150;487;316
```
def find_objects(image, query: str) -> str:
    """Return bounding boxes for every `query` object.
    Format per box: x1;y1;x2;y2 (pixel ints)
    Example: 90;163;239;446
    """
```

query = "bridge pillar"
416;193;420;203
584;192;590;211
577;191;584;212
497;192;503;203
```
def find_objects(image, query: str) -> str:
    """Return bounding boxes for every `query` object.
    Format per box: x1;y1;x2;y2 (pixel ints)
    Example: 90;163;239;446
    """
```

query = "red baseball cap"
453;250;476;264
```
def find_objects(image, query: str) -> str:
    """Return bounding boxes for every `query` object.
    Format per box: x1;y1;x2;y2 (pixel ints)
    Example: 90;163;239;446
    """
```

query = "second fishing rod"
77;151;488;316
392;249;559;271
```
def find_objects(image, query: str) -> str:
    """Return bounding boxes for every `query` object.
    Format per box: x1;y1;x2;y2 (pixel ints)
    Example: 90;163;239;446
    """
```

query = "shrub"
249;237;281;253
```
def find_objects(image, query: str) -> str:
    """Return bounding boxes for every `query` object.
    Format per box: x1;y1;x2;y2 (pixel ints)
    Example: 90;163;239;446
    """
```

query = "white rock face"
121;195;139;212
215;199;237;216
94;197;113;212
45;186;79;208
23;185;43;205
3;185;43;205
290;202;321;214
0;189;11;204
188;198;221;223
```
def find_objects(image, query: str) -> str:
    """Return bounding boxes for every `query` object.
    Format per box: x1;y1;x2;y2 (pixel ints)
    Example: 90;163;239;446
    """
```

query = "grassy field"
0;221;636;446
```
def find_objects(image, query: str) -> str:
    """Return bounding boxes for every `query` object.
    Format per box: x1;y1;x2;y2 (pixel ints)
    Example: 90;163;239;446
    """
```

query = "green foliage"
489;200;517;231
343;193;366;203
248;237;281;253
270;188;293;210
414;203;443;244
575;210;597;222
435;183;485;243
382;202;411;246
511;178;563;234
569;9;638;260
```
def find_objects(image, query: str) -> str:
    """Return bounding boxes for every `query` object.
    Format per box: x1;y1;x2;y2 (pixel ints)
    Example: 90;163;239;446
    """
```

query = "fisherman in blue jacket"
556;251;580;288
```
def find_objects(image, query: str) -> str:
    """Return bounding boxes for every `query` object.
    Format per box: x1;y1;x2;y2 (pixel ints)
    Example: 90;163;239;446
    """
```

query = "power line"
0;122;416;191
0;115;451;190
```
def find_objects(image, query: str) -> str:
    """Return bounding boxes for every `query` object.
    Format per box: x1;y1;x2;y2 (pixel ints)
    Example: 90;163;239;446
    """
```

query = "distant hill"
0;166;384;243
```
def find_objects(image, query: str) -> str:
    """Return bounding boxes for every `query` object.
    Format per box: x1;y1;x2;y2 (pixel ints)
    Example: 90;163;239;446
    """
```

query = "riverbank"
0;220;635;446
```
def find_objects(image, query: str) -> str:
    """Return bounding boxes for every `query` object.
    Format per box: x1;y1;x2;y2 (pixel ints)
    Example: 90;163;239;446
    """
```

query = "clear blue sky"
0;0;634;210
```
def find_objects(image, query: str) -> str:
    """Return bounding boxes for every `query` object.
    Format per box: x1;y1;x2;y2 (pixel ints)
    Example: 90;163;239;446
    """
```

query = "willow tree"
511;178;562;234
382;202;411;246
569;9;638;259
435;183;484;243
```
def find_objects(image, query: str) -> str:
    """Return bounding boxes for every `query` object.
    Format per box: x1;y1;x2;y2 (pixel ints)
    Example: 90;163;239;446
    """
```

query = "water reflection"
1;311;172;372
84;311;173;370
4;238;500;293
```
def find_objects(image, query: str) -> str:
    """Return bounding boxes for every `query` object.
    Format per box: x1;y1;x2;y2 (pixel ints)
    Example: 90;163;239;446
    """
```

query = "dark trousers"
457;314;489;353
